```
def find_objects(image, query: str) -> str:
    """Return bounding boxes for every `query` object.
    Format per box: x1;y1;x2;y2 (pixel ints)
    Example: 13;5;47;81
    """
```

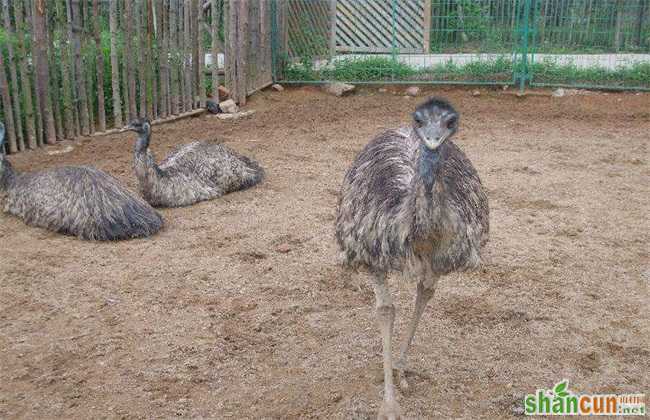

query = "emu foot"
393;361;432;392
378;399;401;420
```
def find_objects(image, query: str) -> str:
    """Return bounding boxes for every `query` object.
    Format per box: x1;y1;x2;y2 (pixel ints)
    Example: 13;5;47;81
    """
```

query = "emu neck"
133;132;160;191
411;142;445;237
135;131;151;154
0;159;17;191
417;143;442;192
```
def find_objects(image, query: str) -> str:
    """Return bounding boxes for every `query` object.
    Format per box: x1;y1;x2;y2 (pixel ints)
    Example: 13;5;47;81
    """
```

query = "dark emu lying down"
0;122;163;240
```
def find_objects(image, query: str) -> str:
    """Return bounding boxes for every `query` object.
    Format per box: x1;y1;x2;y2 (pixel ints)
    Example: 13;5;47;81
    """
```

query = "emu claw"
378;400;401;420
393;362;432;392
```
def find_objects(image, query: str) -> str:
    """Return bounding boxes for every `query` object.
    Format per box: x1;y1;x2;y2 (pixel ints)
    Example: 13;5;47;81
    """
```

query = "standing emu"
335;98;489;419
125;119;264;208
0;122;163;240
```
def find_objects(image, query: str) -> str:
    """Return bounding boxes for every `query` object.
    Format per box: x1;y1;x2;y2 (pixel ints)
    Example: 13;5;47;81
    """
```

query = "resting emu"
335;98;489;419
125;119;264;208
0;122;163;240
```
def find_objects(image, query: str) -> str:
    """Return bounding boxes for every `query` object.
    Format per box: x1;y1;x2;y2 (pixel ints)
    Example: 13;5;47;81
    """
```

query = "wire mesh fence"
271;0;650;90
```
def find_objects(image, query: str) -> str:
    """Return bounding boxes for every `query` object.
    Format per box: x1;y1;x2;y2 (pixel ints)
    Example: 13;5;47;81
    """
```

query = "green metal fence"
271;0;650;91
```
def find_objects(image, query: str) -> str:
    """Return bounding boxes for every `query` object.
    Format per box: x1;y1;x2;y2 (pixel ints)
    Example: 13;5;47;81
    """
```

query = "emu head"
412;97;459;150
125;118;152;151
125;118;152;136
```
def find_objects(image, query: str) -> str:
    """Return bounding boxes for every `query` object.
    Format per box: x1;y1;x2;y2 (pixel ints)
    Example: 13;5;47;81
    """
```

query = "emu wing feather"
140;141;264;208
4;166;163;240
336;127;489;274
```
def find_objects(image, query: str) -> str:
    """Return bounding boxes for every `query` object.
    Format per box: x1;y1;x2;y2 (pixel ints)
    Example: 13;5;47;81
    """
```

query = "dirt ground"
1;87;648;419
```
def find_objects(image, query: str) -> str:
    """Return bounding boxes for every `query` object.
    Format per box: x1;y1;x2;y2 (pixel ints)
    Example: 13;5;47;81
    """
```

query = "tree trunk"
2;0;25;150
125;0;137;119
58;0;76;137
236;0;248;105
68;0;91;135
92;0;106;131
456;1;469;43
82;0;96;134
178;1;186;111
225;0;236;101
46;4;64;140
158;0;169;118
13;0;37;149
109;0;123;127
148;0;157;118
183;0;193;110
170;0;180;115
197;0;206;107
0;48;18;153
636;0;647;48
614;0;624;51
31;14;45;147
136;0;147;118
211;0;220;99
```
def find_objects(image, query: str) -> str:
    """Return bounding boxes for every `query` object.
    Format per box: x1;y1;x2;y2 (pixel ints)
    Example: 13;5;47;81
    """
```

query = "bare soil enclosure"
1;88;648;419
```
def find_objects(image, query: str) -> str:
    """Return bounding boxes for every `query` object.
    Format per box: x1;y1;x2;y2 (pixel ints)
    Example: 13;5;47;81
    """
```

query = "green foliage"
283;54;650;88
324;57;416;81
449;1;490;41
531;59;650;87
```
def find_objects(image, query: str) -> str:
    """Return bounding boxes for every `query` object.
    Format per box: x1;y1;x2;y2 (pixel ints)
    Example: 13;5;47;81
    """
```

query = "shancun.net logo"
524;380;646;416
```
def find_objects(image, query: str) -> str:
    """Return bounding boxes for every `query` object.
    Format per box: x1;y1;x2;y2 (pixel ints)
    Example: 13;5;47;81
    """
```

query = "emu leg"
395;275;438;390
371;272;401;420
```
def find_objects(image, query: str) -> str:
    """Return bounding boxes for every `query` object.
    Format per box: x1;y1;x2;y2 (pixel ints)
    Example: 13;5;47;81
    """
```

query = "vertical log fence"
1;0;275;155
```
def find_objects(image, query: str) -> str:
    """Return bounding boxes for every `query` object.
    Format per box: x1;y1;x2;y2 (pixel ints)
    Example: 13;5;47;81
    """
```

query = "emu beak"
415;126;448;150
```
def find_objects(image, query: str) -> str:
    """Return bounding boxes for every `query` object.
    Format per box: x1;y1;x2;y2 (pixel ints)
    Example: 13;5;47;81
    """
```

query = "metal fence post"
391;0;398;81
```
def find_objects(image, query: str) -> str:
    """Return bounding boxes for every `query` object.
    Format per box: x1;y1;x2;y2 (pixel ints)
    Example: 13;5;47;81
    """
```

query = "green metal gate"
271;0;650;91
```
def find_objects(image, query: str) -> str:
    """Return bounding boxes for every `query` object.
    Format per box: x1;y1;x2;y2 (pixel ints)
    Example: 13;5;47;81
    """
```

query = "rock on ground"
272;84;284;92
552;88;566;97
219;99;239;114
216;110;256;120
405;86;420;96
323;82;355;97
218;85;230;100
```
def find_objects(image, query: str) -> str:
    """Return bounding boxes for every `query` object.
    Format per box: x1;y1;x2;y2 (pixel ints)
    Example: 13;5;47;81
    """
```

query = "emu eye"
447;117;457;129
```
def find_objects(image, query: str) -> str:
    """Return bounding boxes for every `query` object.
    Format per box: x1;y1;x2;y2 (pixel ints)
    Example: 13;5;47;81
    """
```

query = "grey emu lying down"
335;98;489;419
125;118;264;208
0;122;163;240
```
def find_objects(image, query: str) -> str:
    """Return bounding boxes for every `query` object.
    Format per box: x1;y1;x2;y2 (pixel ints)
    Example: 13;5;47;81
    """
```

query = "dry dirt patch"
1;87;648;419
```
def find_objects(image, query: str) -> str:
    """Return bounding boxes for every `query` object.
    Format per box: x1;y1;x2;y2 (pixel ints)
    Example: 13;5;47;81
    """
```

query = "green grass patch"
283;55;650;88
530;59;650;87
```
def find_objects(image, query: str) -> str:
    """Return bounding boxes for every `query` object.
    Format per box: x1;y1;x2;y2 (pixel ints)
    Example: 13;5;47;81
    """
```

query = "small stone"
276;243;292;253
46;145;74;155
219;99;239;113
271;84;284;92
472;90;481;97
215;110;256;120
552;88;566;97
378;88;388;93
323;82;355;97
218;85;230;100
405;86;420;96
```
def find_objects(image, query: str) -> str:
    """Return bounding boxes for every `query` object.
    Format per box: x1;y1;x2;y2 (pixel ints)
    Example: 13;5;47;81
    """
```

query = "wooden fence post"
329;0;337;58
423;0;432;53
